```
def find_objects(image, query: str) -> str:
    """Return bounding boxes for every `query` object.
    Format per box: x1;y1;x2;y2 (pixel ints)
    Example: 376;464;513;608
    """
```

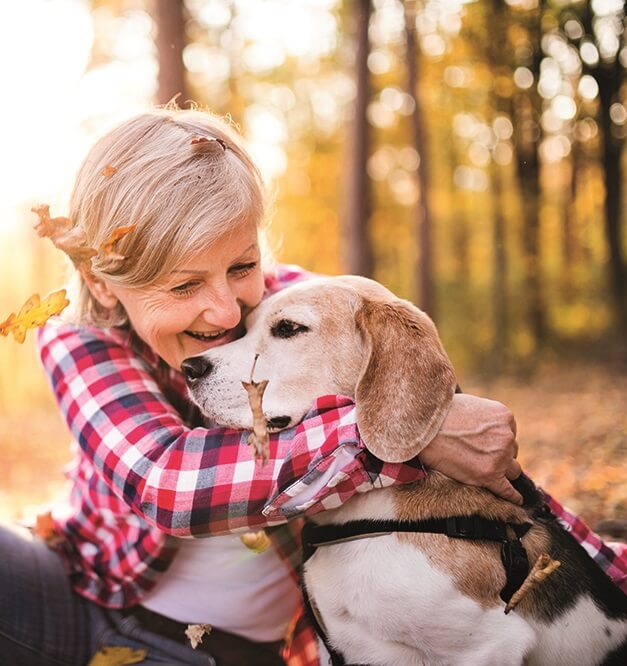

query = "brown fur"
393;473;551;607
354;299;457;463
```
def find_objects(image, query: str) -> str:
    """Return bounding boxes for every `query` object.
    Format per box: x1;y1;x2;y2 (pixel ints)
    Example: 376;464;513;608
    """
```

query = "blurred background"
0;0;625;535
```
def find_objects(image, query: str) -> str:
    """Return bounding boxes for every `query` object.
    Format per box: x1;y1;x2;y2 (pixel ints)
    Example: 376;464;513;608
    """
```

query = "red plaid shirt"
37;265;627;666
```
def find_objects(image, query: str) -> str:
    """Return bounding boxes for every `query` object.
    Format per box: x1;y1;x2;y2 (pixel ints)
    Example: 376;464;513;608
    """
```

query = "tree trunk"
597;64;626;335
513;5;546;352
153;0;188;107
486;0;511;372
343;0;373;277
404;0;434;318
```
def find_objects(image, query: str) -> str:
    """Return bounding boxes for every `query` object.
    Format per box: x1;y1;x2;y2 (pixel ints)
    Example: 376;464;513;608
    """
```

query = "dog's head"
182;276;456;462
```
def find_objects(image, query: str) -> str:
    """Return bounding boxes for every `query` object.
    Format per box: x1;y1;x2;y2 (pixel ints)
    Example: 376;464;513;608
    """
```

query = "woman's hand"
419;393;523;505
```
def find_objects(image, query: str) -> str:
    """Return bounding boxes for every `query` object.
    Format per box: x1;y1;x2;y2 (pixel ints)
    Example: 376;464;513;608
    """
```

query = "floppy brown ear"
354;298;456;463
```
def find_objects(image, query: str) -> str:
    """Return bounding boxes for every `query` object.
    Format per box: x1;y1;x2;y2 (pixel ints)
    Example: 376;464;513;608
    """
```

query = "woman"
0;108;623;666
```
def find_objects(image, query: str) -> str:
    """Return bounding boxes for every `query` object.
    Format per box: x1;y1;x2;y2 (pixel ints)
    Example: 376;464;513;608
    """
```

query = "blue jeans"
0;522;214;665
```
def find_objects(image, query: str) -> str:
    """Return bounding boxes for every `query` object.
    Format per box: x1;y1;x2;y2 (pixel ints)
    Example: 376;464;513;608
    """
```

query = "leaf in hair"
100;224;137;261
241;354;270;464
101;164;118;178
0;289;70;343
32;204;98;270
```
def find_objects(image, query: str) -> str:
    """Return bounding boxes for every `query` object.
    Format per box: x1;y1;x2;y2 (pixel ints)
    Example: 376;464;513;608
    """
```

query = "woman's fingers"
486;475;523;505
505;458;522;480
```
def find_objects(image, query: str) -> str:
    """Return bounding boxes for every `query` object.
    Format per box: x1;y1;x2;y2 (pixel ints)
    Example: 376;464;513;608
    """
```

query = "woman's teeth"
186;330;227;341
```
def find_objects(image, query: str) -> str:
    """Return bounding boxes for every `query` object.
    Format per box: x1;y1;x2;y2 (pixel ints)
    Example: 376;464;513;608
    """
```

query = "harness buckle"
446;515;481;539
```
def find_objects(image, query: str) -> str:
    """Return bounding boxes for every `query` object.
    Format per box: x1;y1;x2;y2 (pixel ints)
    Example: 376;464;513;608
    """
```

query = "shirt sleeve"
543;491;627;593
37;320;424;537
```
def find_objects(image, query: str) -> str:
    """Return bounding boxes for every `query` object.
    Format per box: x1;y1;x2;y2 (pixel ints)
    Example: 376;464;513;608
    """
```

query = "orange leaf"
33;510;65;547
100;224;137;260
31;204;72;238
32;204;98;270
0;289;70;343
101;164;118;178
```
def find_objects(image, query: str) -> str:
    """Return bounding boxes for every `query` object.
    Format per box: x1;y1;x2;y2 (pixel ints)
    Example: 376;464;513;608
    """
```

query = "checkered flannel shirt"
37;265;627;666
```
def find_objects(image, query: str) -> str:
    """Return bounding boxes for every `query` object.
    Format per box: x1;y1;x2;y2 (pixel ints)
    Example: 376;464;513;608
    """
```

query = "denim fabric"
0;522;213;666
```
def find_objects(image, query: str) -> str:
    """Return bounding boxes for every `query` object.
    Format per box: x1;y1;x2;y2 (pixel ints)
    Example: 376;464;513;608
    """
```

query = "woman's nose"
200;286;241;329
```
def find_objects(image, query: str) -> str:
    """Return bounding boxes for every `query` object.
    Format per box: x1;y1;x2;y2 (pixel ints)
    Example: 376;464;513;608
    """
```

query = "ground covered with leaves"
1;363;625;535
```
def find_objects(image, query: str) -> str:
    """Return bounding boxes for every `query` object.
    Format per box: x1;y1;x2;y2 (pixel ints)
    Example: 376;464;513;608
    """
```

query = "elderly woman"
0;108;623;666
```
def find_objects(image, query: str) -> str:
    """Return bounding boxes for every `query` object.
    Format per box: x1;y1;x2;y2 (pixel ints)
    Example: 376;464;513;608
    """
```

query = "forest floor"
1;362;625;536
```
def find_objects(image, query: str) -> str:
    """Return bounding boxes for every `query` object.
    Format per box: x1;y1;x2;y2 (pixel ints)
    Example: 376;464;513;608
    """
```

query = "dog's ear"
354;298;456;463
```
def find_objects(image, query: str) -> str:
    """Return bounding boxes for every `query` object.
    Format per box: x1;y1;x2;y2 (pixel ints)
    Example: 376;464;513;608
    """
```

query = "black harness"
301;514;533;666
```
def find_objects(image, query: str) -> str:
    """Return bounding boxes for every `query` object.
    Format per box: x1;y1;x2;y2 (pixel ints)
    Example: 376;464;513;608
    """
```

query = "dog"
182;275;627;666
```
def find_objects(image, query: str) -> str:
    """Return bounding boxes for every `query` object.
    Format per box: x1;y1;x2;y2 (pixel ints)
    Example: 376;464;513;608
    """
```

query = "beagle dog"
183;276;627;666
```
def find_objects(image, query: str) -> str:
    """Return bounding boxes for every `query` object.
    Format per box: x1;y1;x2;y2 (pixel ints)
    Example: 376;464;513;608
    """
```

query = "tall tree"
343;0;373;277
485;0;513;371
513;5;546;351
404;0;435;317
153;0;189;106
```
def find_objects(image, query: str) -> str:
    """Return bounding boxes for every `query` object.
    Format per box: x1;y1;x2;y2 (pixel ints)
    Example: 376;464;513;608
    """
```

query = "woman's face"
104;224;265;370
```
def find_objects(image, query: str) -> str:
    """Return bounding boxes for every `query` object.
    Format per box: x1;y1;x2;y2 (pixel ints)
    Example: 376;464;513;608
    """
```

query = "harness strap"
301;515;533;666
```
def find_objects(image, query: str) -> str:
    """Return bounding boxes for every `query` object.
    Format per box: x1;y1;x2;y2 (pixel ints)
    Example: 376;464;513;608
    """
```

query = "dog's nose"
181;356;214;382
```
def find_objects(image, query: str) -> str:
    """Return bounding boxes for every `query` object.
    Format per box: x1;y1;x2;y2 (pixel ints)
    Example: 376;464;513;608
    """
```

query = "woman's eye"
230;262;258;278
171;281;200;296
271;319;310;339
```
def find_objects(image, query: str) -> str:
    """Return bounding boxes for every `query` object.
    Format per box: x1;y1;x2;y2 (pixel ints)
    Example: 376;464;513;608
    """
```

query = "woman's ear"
81;270;119;309
354;298;457;463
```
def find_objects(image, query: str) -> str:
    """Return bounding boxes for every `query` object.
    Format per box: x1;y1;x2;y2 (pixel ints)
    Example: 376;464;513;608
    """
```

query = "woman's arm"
419;394;523;504
37;321;421;537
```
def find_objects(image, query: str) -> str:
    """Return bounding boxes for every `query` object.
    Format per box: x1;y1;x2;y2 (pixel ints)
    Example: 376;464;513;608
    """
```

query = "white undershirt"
141;532;301;642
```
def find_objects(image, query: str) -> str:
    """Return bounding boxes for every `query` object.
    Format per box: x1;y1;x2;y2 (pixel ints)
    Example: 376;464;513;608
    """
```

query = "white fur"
525;595;627;666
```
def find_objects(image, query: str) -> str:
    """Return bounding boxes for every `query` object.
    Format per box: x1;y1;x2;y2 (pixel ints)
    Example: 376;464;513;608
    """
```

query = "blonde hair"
69;107;268;326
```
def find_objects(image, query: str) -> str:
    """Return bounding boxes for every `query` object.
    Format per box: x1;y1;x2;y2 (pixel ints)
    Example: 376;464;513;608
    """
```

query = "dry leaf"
241;354;270;464
190;136;226;151
185;623;212;649
87;646;146;666
102;164;118;178
32;204;98;270
100;224;137;261
240;530;271;553
504;553;561;614
31;204;72;237
33;510;64;547
0;289;70;343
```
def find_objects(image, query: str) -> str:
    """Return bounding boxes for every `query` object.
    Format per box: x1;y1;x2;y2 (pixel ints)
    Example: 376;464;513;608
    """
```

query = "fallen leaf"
504;553;561;614
33;510;64;547
0;289;70;343
87;646;146;666
32;204;98;270
100;224;137;261
102;164;118;178
241;354;270;464
240;530;271;553
185;623;212;649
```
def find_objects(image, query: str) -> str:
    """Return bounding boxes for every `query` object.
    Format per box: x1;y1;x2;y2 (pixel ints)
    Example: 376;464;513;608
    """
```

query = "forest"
0;0;624;533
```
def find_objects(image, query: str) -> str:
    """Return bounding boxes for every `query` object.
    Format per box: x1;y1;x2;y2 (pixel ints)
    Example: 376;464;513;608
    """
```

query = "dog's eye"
271;319;310;339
